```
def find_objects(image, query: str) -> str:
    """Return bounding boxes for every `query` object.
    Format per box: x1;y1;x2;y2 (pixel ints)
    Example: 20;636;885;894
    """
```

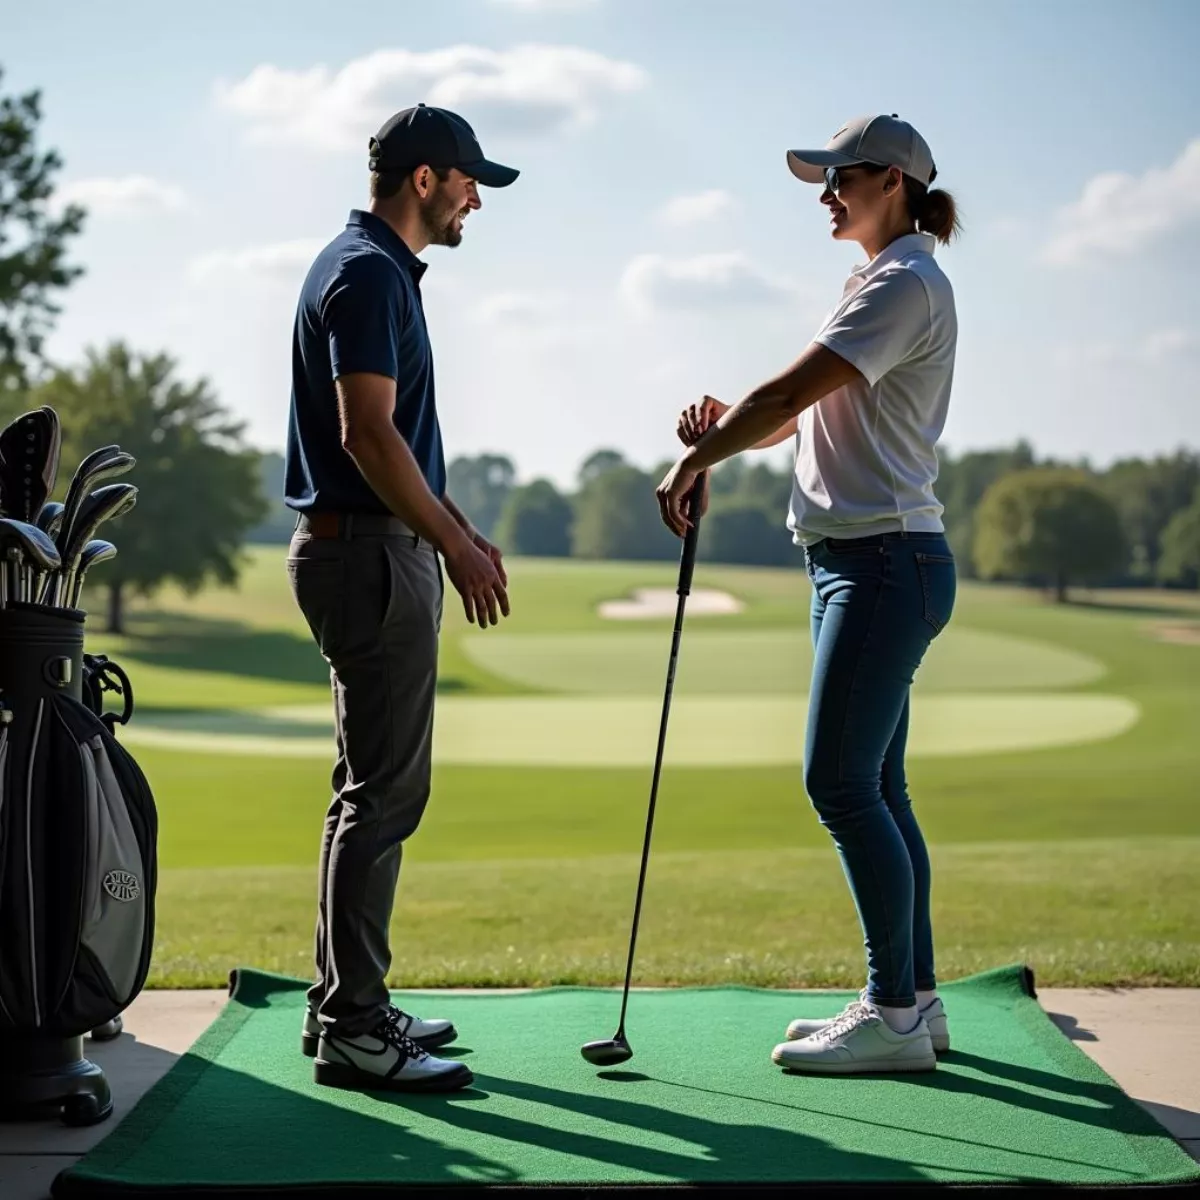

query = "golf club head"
64;483;137;573
0;408;59;523
37;500;65;538
0;517;63;573
79;539;118;572
57;445;132;555
70;539;118;607
580;1036;633;1067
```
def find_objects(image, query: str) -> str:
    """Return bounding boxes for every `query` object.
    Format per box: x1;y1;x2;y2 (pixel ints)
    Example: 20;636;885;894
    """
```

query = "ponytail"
904;177;961;244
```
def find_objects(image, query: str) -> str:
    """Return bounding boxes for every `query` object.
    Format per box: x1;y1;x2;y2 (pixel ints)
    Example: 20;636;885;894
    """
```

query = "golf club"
50;483;138;607
55;446;133;560
69;540;118;608
0;518;62;608
37;500;65;540
0;408;59;524
581;472;708;1068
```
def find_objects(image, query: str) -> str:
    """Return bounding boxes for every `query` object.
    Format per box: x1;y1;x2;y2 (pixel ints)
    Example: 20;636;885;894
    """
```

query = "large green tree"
1097;450;1200;580
572;464;678;561
0;67;85;406
31;341;269;632
1156;485;1200;589
700;501;794;566
445;453;515;539
935;441;1038;577
973;467;1127;602
494;479;572;557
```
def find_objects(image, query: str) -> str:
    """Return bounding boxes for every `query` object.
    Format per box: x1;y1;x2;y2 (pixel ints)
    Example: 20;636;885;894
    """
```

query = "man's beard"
420;193;465;248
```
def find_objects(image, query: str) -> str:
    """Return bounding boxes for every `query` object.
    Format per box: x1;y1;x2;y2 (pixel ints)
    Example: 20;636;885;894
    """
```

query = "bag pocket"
74;730;151;1009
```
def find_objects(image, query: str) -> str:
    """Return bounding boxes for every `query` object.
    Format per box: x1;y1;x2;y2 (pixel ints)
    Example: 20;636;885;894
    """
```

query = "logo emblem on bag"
103;870;141;902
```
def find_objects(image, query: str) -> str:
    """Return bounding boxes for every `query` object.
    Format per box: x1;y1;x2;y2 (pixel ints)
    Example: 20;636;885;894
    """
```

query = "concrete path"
2;988;1197;1199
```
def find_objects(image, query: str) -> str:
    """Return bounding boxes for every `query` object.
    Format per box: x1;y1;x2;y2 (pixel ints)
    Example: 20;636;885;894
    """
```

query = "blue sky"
3;0;1198;490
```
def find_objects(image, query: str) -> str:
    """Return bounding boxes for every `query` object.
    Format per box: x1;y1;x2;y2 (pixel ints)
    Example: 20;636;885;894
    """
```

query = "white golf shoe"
303;1003;456;1057
314;1008;472;1093
772;1004;937;1075
785;992;950;1054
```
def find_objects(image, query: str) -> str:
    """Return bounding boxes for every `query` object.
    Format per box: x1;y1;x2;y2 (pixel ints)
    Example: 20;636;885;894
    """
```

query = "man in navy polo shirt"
284;104;518;1095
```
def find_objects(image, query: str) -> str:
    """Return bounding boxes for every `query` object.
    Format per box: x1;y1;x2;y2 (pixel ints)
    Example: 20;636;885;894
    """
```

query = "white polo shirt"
786;232;957;547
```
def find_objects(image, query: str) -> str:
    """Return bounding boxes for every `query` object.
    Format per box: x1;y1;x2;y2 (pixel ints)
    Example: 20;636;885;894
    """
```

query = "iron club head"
580;1034;634;1067
70;539;118;608
36;500;65;539
63;483;138;574
57;446;134;557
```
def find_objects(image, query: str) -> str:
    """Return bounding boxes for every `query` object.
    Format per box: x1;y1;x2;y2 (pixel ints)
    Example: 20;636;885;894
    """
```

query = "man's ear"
412;164;431;197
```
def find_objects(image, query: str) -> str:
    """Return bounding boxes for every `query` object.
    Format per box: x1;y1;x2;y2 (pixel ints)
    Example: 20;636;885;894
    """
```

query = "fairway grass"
149;838;1200;989
76;547;1200;989
117;692;1140;764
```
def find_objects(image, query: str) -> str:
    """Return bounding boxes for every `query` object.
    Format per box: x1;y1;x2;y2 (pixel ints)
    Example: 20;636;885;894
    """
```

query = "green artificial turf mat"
52;964;1200;1195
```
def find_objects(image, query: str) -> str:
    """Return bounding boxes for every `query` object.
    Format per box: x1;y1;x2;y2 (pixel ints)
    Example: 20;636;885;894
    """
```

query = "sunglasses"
823;163;873;193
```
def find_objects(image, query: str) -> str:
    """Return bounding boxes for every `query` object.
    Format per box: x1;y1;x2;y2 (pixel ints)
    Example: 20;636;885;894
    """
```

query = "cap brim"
462;158;520;188
786;148;862;183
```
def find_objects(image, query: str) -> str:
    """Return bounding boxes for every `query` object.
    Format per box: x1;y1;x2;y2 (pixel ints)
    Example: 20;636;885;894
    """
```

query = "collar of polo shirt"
851;231;938;282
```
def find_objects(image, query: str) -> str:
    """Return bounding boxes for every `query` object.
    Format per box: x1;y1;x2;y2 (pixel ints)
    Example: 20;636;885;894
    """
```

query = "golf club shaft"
614;473;707;1036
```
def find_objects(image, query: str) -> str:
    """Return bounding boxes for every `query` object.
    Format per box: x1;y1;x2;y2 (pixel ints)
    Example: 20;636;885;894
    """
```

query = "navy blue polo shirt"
284;210;445;515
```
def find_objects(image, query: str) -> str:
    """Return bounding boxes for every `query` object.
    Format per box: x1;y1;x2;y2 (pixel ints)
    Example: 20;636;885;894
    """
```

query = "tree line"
2;66;1197;639
258;441;1198;601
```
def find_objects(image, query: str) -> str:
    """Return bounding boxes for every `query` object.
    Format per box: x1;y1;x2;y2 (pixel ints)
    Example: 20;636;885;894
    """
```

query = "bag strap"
82;653;135;731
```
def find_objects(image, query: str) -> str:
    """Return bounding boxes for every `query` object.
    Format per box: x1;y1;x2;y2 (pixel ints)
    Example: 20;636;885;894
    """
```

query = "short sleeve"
815;268;931;387
321;253;406;381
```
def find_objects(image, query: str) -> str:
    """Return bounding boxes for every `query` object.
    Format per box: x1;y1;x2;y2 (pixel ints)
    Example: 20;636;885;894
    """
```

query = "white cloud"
185;239;324;286
619;252;797;316
214;44;647;151
55;175;189;217
472;288;594;348
656;189;737;227
1054;326;1198;368
1042;138;1200;266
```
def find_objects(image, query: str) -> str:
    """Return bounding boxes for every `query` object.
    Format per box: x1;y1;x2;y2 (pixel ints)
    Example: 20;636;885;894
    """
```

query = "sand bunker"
598;588;744;619
1149;622;1200;645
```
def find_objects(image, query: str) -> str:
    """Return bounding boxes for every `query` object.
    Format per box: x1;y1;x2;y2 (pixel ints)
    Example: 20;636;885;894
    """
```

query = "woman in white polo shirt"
656;114;961;1075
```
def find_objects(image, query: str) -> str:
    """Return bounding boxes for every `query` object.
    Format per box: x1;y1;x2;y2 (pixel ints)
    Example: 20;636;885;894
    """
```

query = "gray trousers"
286;516;443;1037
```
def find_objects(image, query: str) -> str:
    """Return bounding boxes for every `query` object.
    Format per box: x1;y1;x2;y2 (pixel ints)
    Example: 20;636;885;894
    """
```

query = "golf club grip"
677;473;707;597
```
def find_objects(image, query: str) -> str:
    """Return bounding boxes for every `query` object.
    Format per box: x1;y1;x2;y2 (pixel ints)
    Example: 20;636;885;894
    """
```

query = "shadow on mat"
420;1074;943;1184
610;1073;1144;1179
59;1058;947;1189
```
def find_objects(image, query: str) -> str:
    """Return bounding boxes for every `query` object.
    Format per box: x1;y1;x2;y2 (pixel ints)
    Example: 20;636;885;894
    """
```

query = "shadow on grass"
110;610;469;692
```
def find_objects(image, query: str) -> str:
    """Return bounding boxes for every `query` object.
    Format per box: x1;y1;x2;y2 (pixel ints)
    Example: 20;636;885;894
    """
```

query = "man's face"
419;167;481;248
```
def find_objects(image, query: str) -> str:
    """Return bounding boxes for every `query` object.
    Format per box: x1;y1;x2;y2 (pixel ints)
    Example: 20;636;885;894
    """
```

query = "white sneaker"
772;1004;936;1075
302;1003;456;1058
785;989;867;1042
314;1009;472;1093
786;992;950;1054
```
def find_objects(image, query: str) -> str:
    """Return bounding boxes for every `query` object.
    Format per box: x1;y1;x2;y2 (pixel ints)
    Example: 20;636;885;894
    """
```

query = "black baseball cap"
368;104;519;188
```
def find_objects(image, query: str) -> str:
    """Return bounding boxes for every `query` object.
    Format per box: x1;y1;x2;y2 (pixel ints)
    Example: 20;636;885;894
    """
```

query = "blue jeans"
802;531;957;1008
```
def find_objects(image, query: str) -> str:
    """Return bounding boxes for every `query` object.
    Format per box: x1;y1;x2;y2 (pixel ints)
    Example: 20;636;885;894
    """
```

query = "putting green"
119;693;1138;765
460;628;1106;695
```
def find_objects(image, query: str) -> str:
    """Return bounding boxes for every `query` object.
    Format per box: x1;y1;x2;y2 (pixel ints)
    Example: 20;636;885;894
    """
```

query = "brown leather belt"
295;511;425;544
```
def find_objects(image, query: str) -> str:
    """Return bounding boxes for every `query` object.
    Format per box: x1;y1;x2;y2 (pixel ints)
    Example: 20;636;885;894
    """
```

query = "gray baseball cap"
787;114;936;187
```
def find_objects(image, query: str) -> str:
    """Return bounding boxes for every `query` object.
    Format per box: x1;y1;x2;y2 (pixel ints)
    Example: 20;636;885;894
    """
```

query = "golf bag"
0;602;157;1038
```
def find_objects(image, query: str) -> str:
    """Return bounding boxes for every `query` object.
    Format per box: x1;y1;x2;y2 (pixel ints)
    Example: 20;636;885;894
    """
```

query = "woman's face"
820;164;899;244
